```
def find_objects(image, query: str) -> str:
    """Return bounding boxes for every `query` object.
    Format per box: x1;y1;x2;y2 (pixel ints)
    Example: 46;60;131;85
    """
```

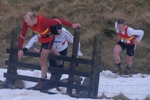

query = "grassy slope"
0;0;150;73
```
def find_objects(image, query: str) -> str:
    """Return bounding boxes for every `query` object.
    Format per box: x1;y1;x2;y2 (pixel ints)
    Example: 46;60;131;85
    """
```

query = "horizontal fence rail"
5;60;92;77
4;73;90;91
3;27;101;99
6;49;94;65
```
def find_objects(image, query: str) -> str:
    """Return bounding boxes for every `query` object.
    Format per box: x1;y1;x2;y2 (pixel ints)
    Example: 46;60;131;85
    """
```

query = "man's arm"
25;34;38;50
18;21;28;49
54;18;81;28
44;18;80;28
128;27;144;42
64;28;74;43
64;28;83;56
54;18;73;27
115;22;119;33
18;34;38;59
18;21;28;59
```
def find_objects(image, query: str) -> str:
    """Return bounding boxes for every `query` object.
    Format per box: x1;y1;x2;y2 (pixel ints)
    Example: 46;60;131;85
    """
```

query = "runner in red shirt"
18;12;81;89
113;19;144;74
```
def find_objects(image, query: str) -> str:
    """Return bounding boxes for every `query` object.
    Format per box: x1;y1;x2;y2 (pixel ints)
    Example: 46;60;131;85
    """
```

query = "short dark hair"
117;19;126;25
55;24;62;29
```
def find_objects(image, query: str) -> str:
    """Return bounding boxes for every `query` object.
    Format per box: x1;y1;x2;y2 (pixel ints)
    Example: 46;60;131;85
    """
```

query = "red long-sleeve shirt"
18;15;72;48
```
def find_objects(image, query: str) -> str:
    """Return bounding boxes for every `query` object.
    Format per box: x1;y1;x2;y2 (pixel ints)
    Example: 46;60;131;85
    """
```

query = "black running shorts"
117;40;136;56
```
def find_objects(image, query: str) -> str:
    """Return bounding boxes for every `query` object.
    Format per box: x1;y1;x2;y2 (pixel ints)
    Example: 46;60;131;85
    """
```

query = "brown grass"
0;0;150;74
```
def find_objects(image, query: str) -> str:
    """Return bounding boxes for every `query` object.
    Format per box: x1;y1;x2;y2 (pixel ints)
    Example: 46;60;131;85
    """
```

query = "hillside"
0;0;150;73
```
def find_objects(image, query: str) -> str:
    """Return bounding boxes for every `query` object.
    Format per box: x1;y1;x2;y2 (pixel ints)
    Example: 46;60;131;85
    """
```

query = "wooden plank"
67;28;80;95
4;27;21;86
89;34;101;98
5;60;41;70
4;73;90;91
5;60;92;77
6;49;94;65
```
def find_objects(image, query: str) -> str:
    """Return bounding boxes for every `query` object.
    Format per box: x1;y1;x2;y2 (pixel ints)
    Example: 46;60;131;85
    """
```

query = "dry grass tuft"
112;93;130;100
98;92;129;100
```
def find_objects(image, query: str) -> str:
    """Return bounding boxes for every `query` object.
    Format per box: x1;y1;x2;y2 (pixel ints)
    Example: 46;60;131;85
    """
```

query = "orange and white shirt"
18;15;72;48
115;22;144;44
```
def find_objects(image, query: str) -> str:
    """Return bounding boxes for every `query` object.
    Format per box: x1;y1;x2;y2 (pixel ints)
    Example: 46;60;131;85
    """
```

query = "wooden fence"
2;27;101;98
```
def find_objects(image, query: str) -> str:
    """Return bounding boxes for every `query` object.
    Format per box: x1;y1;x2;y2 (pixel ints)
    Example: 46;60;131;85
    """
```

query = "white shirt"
115;22;144;42
25;27;83;56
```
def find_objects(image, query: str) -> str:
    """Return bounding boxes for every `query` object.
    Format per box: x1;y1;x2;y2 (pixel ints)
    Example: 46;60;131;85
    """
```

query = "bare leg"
126;55;133;67
112;44;123;73
49;46;62;65
39;48;50;79
49;46;63;91
113;44;122;64
125;55;133;74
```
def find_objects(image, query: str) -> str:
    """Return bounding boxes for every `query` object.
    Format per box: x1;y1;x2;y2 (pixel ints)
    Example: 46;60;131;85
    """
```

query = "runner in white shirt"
23;24;83;85
113;19;144;74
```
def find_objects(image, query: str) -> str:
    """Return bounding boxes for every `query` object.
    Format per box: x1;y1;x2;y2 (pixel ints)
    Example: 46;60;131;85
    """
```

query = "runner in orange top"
18;11;81;89
113;19;144;74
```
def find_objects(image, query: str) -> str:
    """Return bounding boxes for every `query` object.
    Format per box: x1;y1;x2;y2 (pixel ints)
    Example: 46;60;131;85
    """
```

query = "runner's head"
55;24;62;35
117;19;126;32
24;12;37;26
50;24;62;35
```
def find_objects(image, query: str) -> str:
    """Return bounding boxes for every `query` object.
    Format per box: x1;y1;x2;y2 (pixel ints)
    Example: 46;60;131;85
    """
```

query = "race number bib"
121;39;130;43
55;44;62;49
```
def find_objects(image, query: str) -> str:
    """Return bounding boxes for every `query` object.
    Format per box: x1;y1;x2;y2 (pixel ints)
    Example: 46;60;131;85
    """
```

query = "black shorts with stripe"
41;38;55;50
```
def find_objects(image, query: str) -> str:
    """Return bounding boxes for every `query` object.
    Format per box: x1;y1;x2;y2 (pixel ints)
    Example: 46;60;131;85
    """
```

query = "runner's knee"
39;57;47;65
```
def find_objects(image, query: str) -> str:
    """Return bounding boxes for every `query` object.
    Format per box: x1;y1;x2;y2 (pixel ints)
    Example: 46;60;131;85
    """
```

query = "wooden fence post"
67;28;80;95
3;26;101;98
90;34;102;98
3;27;21;88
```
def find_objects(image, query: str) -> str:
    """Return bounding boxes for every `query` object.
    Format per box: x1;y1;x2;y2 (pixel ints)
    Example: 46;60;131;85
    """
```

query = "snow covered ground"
0;68;150;100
